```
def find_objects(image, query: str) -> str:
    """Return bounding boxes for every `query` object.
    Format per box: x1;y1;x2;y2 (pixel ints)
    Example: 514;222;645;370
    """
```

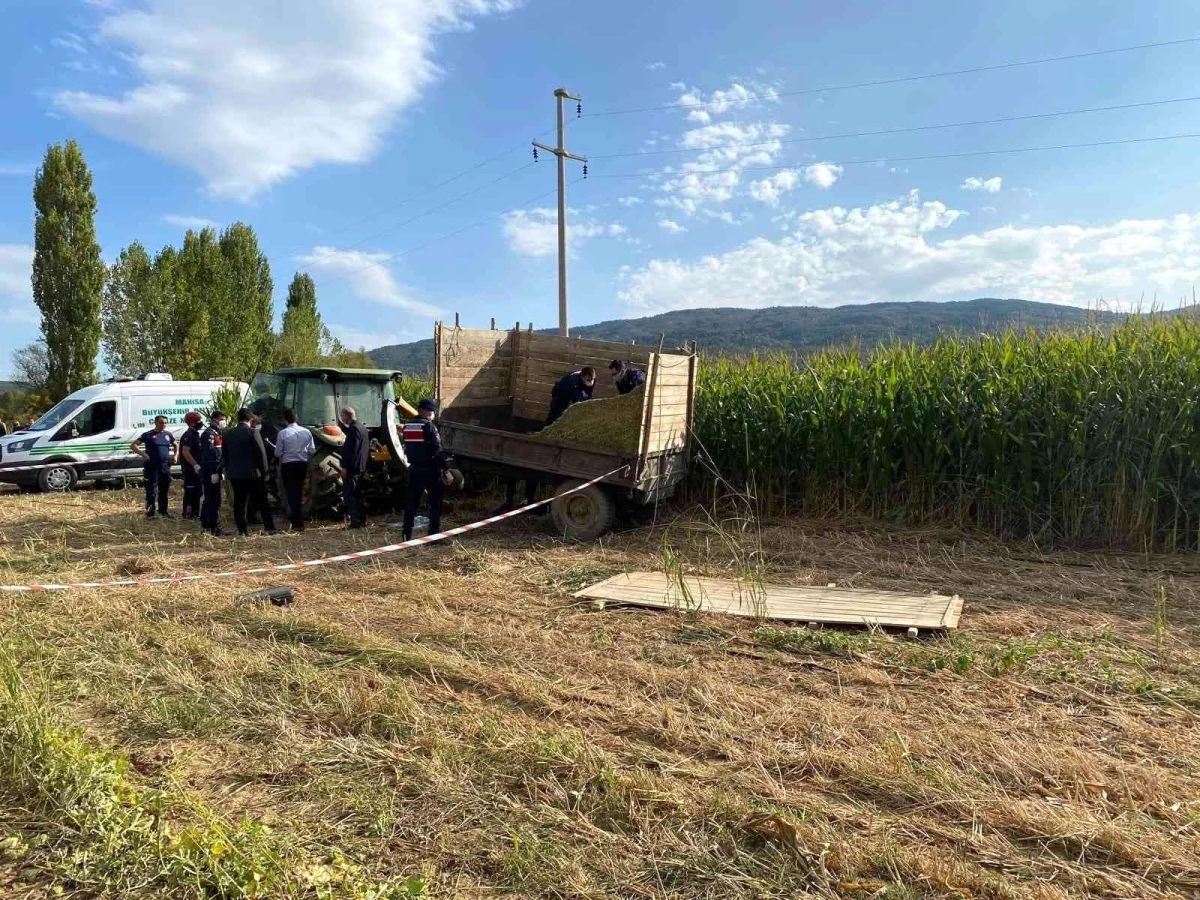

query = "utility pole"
533;88;587;336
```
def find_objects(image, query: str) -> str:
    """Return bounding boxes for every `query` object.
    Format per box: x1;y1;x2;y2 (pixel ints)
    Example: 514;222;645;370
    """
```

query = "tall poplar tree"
31;140;105;399
277;272;323;367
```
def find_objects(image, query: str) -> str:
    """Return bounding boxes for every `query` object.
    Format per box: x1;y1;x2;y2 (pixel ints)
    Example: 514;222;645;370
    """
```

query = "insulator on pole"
532;146;539;161
582;163;588;178
576;102;582;117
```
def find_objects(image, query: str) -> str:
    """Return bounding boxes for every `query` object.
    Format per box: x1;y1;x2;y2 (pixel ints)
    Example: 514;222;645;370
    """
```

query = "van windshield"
28;398;84;432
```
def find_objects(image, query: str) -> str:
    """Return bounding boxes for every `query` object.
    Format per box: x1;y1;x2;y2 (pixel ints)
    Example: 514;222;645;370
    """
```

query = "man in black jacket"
221;407;277;537
402;399;451;541
545;367;596;425
338;406;370;529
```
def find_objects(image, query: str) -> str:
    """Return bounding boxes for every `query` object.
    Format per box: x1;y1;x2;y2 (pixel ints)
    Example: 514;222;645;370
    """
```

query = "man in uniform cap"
178;411;205;520
402;399;453;541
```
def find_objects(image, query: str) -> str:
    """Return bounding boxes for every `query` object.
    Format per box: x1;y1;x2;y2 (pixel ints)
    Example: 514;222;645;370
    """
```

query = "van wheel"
551;481;616;541
38;464;78;493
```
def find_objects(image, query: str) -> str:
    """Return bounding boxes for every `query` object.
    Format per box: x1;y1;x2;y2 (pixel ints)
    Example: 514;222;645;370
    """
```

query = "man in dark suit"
337;406;370;529
221;407;277;537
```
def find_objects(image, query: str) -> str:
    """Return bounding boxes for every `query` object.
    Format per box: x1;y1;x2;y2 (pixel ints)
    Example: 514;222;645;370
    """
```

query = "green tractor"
247;367;417;518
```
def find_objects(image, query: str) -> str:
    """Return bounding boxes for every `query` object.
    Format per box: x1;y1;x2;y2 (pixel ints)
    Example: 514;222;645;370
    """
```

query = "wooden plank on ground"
575;572;963;630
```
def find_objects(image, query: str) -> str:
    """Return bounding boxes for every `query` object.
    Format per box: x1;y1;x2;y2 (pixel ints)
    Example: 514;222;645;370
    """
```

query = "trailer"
434;322;698;539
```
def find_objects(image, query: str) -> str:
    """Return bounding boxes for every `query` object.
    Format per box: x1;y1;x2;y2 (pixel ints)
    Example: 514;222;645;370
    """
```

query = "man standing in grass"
222;407;278;538
402;399;451;541
131;415;177;518
275;408;315;532
178;411;204;520
198;411;227;537
338;406;369;530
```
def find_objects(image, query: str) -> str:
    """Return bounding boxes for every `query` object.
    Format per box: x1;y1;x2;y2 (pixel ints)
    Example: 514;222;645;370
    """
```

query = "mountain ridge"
370;298;1123;374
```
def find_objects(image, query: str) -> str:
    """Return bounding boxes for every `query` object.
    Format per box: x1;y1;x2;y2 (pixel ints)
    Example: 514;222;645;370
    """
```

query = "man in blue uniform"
198;411;228;536
608;360;646;395
545;366;596;425
131;415;177;517
402;399;451;541
178;411;204;520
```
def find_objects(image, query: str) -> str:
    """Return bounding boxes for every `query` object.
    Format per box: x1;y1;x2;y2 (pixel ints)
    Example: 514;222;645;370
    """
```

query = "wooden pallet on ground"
575;571;963;631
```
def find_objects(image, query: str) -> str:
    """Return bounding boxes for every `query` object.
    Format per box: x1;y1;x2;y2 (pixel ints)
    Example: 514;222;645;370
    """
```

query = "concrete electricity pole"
533;88;587;337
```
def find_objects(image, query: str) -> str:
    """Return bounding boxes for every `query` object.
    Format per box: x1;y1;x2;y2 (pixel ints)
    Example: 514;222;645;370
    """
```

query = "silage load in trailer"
531;386;645;456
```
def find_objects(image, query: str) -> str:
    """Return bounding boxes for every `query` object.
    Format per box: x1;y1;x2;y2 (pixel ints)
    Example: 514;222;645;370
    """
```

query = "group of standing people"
0;419;28;437
131;402;419;539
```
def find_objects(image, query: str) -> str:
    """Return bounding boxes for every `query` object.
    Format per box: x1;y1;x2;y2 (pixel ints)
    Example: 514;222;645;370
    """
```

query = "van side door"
46;399;126;473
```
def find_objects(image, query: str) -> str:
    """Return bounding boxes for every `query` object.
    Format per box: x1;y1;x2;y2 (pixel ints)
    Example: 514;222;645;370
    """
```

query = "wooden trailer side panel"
436;326;516;419
645;352;694;454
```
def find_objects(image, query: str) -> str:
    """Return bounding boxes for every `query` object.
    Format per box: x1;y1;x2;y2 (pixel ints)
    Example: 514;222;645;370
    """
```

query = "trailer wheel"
551;481;616;541
38;463;78;493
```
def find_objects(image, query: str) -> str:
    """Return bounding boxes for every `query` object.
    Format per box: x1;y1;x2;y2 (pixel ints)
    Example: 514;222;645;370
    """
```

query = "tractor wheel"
305;445;344;517
550;480;616;541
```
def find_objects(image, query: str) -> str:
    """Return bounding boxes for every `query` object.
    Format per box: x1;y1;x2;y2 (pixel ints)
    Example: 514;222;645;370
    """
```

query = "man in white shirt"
274;408;316;531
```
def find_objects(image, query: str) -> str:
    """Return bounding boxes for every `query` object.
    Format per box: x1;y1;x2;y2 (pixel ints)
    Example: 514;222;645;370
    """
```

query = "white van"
0;375;248;492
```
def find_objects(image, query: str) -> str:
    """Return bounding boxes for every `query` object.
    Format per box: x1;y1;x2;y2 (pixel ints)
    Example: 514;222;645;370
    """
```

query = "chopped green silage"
532;386;645;456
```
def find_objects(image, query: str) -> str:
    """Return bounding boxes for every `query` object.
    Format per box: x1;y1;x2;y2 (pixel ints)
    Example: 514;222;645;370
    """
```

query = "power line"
279;126;557;257
583;36;1200;118
588;94;1200;160
589;131;1200;180
309;160;537;258
304;178;586;296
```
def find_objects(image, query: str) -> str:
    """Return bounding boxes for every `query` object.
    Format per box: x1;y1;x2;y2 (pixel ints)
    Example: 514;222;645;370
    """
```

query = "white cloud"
162;213;221;231
501;208;625;257
297;245;441;318
803;162;842;189
674;82;779;125
961;176;1003;193
658;121;789;215
749;169;799;206
658;219;687;234
56;0;519;200
617;196;643;207
618;191;1200;314
0;245;33;298
52;33;88;54
646;61;665;71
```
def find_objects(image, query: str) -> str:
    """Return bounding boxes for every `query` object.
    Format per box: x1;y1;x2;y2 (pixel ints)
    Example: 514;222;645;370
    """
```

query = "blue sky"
3;0;1200;376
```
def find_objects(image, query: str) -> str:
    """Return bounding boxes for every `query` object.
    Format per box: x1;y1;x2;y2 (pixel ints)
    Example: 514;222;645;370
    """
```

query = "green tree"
102;241;164;377
177;228;225;380
215;222;274;380
32;140;105;399
277;272;324;367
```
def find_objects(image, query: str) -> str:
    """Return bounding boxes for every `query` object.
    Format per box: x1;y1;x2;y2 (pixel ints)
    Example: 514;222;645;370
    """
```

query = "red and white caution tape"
0;466;629;592
0;460;100;474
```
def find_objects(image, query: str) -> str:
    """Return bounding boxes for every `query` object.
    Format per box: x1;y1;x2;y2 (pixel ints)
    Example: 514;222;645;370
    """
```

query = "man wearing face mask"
198;410;228;536
545;366;596;426
178;411;205;520
337;406;370;529
608;360;646;395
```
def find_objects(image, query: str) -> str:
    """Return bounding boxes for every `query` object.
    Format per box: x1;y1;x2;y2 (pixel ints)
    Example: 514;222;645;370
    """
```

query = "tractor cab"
247;367;414;516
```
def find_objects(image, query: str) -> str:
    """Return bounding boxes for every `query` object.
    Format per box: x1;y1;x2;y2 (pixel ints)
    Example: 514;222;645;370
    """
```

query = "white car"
0;374;248;492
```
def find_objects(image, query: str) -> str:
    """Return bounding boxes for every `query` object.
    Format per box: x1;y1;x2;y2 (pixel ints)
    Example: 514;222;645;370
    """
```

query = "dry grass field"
0;484;1198;899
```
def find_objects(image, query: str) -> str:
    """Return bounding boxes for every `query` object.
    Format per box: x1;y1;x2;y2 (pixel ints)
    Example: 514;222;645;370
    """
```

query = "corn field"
692;315;1200;550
